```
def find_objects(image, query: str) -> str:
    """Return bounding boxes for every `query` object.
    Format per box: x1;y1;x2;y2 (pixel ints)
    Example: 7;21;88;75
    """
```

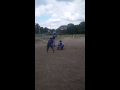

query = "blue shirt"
52;38;54;42
58;42;62;46
47;39;53;45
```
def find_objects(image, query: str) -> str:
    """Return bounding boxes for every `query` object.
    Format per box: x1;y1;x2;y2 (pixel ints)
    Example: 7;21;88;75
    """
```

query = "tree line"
35;22;85;35
35;23;49;34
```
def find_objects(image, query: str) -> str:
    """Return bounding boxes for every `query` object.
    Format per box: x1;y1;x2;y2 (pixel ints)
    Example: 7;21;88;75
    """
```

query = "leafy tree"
35;23;40;34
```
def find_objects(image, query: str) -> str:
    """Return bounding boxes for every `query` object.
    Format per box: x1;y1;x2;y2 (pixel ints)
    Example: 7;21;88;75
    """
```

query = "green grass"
35;36;65;43
35;33;53;37
35;34;41;37
57;34;85;37
35;34;85;37
35;34;85;43
75;34;85;37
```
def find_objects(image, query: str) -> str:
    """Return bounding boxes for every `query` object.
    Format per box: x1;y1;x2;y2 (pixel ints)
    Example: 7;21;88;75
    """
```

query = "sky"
35;0;85;29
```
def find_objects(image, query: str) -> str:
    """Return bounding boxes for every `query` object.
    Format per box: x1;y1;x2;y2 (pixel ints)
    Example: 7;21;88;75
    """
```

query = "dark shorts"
57;45;64;50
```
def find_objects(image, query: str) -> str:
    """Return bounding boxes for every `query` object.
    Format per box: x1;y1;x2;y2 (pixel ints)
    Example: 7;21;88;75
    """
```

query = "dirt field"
35;36;85;90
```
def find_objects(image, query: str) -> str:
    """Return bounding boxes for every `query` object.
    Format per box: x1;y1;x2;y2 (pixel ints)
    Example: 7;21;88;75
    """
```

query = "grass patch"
35;34;41;37
35;34;85;43
56;34;85;37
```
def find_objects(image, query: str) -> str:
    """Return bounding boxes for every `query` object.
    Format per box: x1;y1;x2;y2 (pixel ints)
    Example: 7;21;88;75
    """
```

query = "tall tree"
79;22;85;34
35;23;40;34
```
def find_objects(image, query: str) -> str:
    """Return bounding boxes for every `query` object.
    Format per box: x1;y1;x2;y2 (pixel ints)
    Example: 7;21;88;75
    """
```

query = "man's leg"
54;39;55;46
53;39;55;47
47;45;49;52
61;45;64;50
50;45;54;52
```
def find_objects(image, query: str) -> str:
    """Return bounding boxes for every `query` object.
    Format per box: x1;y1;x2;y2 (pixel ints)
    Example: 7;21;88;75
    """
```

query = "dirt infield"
35;36;85;90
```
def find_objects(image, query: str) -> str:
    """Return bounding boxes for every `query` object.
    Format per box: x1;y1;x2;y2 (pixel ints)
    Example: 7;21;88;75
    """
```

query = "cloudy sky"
35;0;85;29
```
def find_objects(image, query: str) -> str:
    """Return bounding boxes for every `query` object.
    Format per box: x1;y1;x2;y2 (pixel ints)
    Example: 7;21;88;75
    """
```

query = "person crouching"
57;40;64;50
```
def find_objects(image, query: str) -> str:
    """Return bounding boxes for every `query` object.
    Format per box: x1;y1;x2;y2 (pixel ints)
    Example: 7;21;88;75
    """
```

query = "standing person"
57;40;64;50
42;34;44;38
54;33;56;37
47;38;54;53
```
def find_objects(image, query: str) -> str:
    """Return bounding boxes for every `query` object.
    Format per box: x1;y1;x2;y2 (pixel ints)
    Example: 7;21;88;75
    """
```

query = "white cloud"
56;0;74;2
35;0;85;29
35;0;47;6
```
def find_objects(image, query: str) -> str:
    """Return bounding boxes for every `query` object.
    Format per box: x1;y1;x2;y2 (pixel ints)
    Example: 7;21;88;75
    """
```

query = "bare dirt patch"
35;36;85;90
